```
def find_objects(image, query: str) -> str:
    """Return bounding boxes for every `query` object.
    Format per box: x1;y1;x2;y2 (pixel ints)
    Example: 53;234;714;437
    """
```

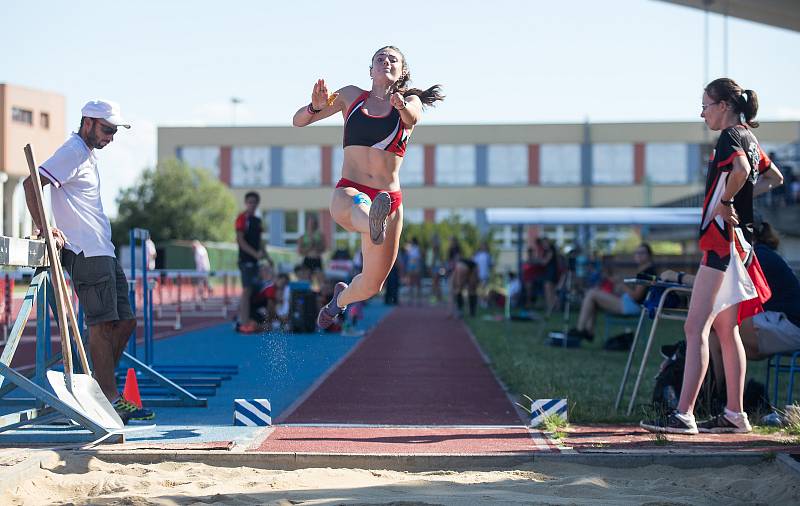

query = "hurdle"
119;229;237;400
113;228;207;407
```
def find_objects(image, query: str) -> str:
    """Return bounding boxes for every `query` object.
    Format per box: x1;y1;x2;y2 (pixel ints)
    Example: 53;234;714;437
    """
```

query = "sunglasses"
94;119;117;135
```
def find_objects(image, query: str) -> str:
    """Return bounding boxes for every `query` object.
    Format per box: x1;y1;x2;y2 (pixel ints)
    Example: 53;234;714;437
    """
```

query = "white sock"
675;411;695;424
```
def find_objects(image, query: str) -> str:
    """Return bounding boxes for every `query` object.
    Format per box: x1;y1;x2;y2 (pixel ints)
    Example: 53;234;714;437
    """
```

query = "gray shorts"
239;261;259;289
753;311;800;356
61;250;135;326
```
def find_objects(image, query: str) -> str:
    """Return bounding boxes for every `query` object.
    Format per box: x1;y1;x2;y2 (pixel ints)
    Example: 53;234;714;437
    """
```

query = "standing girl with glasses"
293;46;443;328
641;78;783;434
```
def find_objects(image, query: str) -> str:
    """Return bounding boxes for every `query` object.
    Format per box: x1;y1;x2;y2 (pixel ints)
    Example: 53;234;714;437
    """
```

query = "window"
284;210;300;245
12;107;33;125
645;143;689;184
40;112;50;129
331;146;344;184
232;147;271;187
488;144;527;185
399;145;424;186
403;208;424;224
435;145;476;185
592;143;633;184
179;146;220;178
283;146;321;186
540;144;581;184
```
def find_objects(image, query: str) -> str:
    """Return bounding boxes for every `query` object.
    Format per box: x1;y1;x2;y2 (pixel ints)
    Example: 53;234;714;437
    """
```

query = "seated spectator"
293;263;313;285
274;273;291;329
661;219;800;405
251;263;277;326
506;271;522;309
568;243;656;341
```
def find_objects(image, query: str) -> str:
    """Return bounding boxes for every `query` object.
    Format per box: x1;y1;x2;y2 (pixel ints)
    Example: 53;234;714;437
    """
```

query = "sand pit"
1;451;798;505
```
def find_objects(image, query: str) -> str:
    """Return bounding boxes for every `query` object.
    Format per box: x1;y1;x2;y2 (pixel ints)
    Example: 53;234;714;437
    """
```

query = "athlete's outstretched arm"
390;93;422;126
293;79;344;127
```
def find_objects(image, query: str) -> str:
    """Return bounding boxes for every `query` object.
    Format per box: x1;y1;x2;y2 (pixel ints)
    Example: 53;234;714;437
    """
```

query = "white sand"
1;450;798;505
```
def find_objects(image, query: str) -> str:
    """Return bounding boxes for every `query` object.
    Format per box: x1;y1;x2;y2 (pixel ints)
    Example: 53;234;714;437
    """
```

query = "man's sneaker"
697;412;752;434
112;400;132;425
368;192;392;245
317;282;347;330
640;410;698;435
114;398;155;423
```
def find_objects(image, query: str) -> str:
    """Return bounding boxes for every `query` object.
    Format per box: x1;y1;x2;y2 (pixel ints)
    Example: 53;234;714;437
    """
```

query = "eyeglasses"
701;101;721;111
94;119;117;135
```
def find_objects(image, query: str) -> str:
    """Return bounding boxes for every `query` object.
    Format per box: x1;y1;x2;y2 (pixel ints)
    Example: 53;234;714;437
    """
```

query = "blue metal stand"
0;269;119;442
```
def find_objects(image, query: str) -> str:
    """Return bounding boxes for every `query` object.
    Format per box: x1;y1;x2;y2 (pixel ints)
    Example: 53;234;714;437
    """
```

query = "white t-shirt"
39;134;114;258
193;243;211;272
146;239;157;270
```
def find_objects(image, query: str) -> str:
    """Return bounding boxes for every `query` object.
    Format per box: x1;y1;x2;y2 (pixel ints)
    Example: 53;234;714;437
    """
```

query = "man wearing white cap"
23;99;153;423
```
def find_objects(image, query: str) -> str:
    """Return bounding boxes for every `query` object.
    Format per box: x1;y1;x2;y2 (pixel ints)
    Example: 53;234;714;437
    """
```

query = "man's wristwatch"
721;199;735;206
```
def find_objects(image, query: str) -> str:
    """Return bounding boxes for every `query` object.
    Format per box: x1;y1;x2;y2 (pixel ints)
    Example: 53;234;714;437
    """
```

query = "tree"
402;216;489;261
111;158;237;245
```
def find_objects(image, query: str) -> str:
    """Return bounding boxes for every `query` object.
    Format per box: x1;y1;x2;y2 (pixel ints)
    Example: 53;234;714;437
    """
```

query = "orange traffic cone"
122;368;143;409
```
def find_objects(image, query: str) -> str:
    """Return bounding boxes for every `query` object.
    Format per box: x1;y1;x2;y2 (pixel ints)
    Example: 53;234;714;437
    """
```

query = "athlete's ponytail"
373;46;445;108
705;78;759;128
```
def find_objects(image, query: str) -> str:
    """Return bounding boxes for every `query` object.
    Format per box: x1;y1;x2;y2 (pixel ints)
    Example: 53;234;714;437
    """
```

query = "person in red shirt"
235;192;267;333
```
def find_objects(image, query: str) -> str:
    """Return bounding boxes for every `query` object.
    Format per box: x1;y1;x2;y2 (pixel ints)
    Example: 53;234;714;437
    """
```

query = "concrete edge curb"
0;450;59;492
81;449;782;472
776;453;800;477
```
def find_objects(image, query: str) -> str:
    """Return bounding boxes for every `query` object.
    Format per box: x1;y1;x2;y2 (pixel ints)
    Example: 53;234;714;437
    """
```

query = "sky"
2;0;799;217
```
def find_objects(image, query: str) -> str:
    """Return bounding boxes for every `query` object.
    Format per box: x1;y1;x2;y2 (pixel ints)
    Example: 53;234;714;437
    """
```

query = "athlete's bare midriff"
340;145;404;191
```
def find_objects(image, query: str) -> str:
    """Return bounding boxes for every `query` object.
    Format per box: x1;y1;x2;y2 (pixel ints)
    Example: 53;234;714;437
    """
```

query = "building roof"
486;207;702;225
659;0;800;32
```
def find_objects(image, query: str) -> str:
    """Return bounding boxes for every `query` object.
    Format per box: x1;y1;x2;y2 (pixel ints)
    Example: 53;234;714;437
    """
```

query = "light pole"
231;97;243;125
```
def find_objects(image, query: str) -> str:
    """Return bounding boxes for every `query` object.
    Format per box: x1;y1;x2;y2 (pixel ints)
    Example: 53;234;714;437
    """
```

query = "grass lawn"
467;309;789;424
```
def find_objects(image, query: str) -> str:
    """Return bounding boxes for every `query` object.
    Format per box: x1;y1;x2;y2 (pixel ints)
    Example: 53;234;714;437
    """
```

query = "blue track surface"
0;302;392;445
136;302;391;425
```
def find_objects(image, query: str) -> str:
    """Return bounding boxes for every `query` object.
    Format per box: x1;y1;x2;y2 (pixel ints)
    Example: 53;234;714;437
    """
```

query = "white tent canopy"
486;207;702;226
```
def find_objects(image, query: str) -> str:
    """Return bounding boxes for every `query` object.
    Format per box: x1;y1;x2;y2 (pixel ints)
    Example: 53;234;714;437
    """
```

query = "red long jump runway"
254;307;551;456
281;306;522;426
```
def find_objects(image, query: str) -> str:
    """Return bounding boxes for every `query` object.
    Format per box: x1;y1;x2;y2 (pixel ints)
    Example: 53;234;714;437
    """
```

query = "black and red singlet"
699;125;771;270
343;91;410;156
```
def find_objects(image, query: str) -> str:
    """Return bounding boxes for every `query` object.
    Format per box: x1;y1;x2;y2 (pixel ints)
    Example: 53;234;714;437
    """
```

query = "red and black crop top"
343;91;411;156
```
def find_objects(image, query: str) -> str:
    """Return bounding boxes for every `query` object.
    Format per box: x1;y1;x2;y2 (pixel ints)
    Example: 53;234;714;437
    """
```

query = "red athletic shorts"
335;178;403;215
